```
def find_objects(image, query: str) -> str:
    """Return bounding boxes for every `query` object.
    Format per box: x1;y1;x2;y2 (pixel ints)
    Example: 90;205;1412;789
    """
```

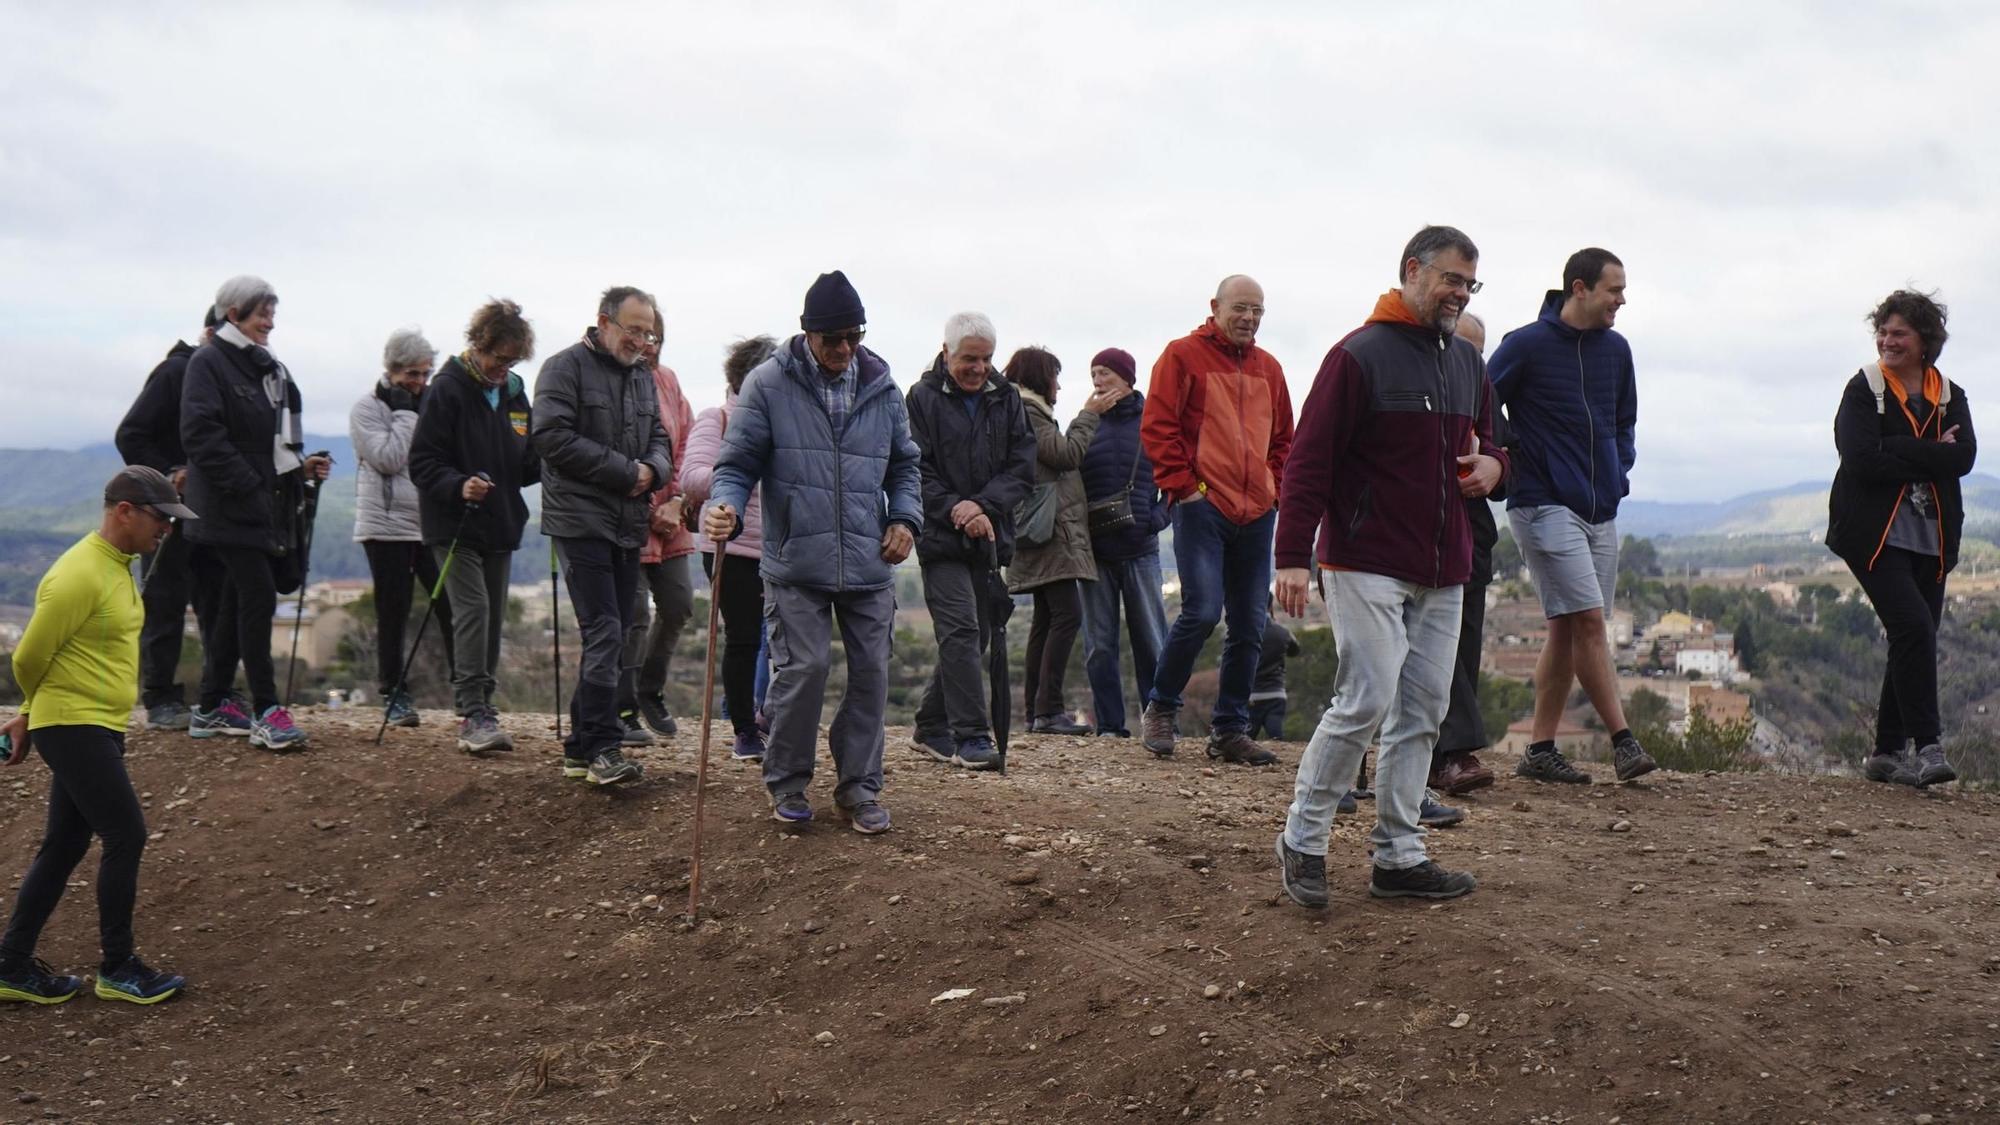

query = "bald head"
1210;275;1265;347
1455;311;1486;355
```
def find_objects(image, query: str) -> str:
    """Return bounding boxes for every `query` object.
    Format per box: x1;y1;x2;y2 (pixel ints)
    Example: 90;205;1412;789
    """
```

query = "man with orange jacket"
1138;275;1294;766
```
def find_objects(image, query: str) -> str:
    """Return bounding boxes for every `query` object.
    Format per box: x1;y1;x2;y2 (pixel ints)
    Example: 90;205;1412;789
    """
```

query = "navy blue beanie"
801;270;865;332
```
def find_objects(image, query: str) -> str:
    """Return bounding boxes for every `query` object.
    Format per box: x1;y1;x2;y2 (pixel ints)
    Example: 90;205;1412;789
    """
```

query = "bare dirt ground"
2;708;1997;1124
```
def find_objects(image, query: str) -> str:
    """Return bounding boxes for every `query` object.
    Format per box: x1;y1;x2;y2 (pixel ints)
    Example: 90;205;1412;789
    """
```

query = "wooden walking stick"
685;552;726;921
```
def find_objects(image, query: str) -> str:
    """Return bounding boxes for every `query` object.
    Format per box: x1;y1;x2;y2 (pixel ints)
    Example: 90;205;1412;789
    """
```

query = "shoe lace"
217;697;249;720
260;707;296;731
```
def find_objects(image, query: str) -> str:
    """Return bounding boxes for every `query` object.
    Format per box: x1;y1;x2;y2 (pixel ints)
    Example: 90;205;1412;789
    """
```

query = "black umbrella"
983;538;1015;774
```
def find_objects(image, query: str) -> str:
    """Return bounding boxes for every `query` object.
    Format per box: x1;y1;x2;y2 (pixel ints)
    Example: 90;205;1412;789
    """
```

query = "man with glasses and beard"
533;288;673;786
1272;225;1506;910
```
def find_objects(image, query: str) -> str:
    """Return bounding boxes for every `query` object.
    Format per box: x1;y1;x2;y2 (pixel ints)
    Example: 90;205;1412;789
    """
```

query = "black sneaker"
383;690;420;729
638;693;677;737
0;958;84;1005
618;710;656;747
910;730;956;765
1418;789;1466;827
1914;743;1956;788
1863;749;1919;786
1274;833;1328;909
1030;713;1092;735
1140;702;1178;758
1336;789;1358;816
94;955;184;1004
144;701;192;731
560;755;591;780
954;735;1001;771
1516;746;1592;784
587;748;643;786
1370;860;1477;900
1207;729;1277;766
1612;732;1658;781
771;793;813;824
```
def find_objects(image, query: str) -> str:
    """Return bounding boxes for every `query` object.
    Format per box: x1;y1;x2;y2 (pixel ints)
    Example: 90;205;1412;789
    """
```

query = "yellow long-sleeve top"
13;532;141;732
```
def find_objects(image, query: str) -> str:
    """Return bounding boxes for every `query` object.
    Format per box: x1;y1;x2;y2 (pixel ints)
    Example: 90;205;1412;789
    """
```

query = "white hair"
943;311;996;355
213;274;276;324
383;325;437;370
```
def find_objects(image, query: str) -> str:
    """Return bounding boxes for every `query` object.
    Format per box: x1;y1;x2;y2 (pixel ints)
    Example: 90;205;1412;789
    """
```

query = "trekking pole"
283;451;331;703
374;478;484;745
550;539;564;743
685;553;727;922
138;523;174;595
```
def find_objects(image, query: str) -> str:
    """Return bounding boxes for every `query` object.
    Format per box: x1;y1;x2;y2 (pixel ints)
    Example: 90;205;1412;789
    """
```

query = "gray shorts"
1509;505;1618;619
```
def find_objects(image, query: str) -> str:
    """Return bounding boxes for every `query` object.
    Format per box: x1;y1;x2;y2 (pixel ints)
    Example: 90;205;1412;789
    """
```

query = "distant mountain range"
1616;473;2000;538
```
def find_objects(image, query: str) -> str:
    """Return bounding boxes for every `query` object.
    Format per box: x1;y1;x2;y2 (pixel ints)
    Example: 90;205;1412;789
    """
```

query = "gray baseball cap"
104;466;199;520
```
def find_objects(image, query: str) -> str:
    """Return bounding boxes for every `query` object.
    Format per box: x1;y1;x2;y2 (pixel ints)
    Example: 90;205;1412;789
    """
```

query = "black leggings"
1851;547;1947;751
0;726;147;972
703;552;766;736
1023;579;1083;720
363;539;452;694
192;543;280;712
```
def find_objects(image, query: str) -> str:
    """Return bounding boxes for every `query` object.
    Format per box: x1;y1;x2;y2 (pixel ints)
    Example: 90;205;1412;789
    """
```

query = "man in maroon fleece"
1271;225;1506;910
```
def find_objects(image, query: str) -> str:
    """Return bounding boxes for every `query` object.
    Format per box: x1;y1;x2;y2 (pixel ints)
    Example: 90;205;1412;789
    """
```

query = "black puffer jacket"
115;340;197;473
1827;365;1977;576
904;357;1037;567
179;338;306;555
531;331;672;549
408;355;540;552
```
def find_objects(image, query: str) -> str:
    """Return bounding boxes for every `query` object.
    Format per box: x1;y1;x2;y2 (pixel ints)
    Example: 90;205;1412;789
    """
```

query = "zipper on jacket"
1433;335;1449;587
1578;338;1596;521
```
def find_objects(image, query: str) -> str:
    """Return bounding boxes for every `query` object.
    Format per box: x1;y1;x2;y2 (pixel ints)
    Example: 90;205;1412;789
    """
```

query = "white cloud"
2;1;1995;501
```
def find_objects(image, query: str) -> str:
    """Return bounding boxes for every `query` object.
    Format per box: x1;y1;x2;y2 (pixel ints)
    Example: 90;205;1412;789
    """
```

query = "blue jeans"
1149;501;1275;734
1082;551;1168;735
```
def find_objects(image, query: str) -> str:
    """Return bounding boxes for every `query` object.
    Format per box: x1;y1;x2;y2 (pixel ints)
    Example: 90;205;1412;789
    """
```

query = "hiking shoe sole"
0;981;81;1005
910;736;956;765
94;978;182;1005
1615;754;1658;782
1274;833;1328;909
1369;865;1478;900
561;759;590;779
459;735;516;754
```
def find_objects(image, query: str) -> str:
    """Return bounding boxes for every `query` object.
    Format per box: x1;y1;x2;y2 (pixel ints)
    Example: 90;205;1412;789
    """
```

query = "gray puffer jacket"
709;335;923;593
350;379;421;542
530;331;673;549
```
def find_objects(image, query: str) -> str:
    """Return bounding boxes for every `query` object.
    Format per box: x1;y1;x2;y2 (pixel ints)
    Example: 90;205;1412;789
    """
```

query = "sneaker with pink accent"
250;705;308;751
189;696;254;739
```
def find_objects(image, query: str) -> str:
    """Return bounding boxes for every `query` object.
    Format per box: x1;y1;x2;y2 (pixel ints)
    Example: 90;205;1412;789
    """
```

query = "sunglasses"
814;329;867;347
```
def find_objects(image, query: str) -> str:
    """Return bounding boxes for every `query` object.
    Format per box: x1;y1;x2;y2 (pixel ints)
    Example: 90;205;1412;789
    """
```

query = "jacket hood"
1535;289;1586;339
1366;290;1427;329
1193;318;1256;356
444;353;524;401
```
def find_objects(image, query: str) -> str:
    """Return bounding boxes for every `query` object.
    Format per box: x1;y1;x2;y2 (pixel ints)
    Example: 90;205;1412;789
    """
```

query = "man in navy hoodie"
1489;248;1654;784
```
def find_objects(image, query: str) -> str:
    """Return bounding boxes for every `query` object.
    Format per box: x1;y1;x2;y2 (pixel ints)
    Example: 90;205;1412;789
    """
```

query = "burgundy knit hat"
1090;347;1137;385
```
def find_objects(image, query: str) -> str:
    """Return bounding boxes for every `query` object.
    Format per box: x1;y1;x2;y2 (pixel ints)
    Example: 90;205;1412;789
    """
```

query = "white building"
1676;644;1739;681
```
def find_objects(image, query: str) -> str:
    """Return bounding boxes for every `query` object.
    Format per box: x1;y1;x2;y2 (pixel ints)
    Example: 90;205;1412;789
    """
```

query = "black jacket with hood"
1826;363;1976;576
904;356;1038;568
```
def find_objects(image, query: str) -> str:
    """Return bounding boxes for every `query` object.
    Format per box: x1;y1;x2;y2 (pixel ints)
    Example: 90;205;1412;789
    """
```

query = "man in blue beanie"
704;271;924;834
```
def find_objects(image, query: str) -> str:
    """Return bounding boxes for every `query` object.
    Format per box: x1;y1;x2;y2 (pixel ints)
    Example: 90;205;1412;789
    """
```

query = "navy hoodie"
1488;290;1636;524
1080;391;1171;562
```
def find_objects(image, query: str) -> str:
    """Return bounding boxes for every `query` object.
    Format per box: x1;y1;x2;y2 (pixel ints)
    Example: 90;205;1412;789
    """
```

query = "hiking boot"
1863;749;1919;786
1612;732;1658;781
1207;729;1278;767
457;710;514;754
955;735;1001;771
1140;702;1178;758
586;748;642;786
771;793;813;824
94;955;184;1004
1914;743;1957;788
618;710;655;747
250;706;307;751
145;701;191;731
911;730;956;765
1419;789;1467;828
383;691;420;729
1370;860;1478;900
638;693;677;736
839;801;892;835
0;958;83;1005
1030;713;1091;735
730;730;766;762
560;754;591;779
189;697;253;738
1430;750;1495;795
1516;744;1591;784
1274;833;1328;909
1337;789;1358;816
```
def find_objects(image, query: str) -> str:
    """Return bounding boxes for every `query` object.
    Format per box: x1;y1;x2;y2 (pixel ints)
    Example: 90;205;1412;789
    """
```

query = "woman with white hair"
351;326;453;728
180;275;331;751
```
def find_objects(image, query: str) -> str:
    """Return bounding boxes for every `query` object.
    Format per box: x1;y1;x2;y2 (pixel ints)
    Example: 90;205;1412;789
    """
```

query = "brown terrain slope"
1;710;1996;1124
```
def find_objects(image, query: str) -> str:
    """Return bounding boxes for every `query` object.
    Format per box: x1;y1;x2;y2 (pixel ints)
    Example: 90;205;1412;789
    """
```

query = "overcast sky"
3;1;1994;502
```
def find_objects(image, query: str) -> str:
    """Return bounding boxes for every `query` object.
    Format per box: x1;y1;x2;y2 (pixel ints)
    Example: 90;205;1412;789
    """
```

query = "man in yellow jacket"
0;467;194;1005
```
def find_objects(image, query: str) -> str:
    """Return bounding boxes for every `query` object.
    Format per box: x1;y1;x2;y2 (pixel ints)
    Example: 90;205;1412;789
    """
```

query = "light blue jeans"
1284;571;1463;870
1081;551;1168;735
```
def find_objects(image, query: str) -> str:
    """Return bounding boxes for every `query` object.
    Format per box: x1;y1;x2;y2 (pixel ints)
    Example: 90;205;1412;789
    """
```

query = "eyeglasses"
814;329;867;347
137;504;175;524
1425;264;1484;294
607;320;662;346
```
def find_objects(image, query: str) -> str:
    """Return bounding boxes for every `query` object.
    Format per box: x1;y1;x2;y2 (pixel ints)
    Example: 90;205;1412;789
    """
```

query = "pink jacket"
680;391;762;559
641;364;697;563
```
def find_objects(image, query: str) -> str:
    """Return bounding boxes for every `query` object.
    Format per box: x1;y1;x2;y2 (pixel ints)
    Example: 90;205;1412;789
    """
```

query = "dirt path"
2;712;1996;1123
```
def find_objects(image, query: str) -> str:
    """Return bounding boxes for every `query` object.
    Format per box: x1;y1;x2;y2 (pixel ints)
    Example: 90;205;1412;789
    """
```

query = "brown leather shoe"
1429;751;1496;796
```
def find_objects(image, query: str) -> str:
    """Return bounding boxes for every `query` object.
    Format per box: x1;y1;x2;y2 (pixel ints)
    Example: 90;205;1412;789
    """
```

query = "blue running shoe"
94;955;184;1005
0;958;83;1005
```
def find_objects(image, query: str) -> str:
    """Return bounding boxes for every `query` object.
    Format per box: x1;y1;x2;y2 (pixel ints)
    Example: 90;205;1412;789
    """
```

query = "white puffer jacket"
350;380;421;542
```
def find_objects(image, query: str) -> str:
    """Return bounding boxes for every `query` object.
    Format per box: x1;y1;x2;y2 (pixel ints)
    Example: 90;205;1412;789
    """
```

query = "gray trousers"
914;560;991;741
620;555;694;708
762;579;895;809
436;545;512;717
